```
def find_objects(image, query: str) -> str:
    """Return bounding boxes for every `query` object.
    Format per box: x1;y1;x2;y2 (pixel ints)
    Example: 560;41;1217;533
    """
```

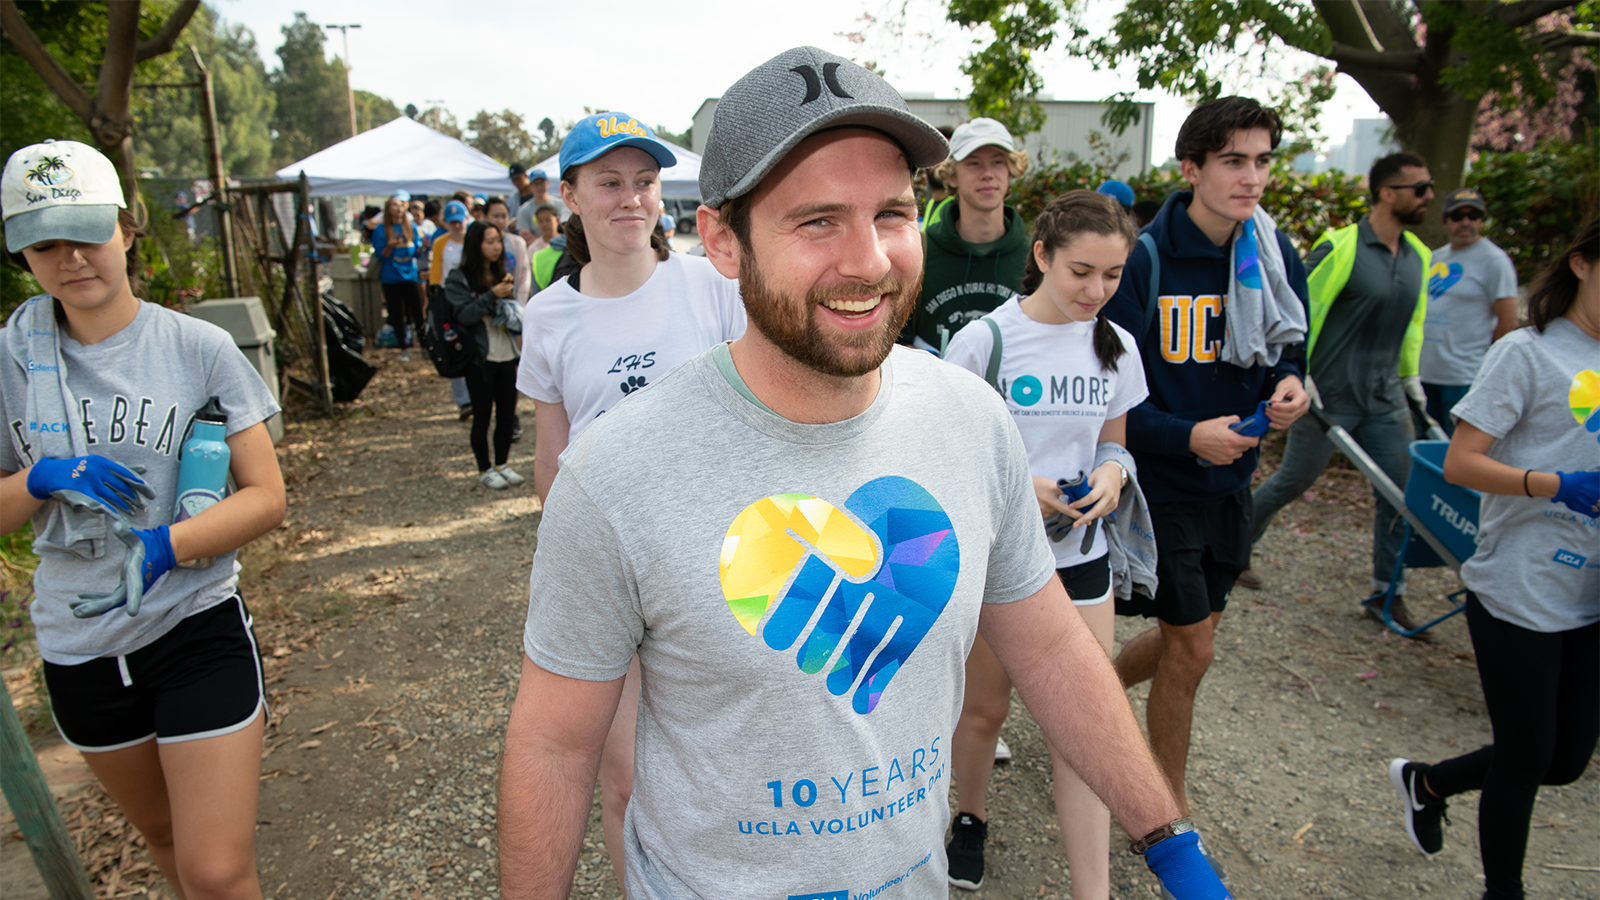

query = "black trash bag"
322;292;365;351
322;293;375;403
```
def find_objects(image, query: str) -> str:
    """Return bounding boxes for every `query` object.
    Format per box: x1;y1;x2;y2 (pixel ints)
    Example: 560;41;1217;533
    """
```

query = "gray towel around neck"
4;295;110;559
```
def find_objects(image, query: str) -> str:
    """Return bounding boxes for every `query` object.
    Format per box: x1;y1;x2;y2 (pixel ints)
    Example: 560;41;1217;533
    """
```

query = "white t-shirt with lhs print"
944;297;1148;570
517;253;746;440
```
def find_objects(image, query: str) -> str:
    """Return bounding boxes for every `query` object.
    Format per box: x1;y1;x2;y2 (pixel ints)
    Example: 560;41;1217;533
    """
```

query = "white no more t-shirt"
523;347;1055;899
944;297;1148;569
517;253;745;439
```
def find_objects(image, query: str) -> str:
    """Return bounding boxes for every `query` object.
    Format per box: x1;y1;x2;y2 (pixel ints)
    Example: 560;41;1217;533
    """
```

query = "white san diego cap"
947;117;1016;162
2;140;126;253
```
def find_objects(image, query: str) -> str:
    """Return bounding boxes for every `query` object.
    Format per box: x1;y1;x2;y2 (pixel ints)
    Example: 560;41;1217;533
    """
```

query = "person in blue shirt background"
373;193;425;363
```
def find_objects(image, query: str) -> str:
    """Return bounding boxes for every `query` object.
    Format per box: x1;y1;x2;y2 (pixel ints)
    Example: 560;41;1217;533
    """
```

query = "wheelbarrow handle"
1299;401;1466;573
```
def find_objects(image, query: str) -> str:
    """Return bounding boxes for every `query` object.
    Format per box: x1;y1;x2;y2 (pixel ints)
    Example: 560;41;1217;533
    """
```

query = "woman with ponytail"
1389;219;1599;900
941;190;1147;898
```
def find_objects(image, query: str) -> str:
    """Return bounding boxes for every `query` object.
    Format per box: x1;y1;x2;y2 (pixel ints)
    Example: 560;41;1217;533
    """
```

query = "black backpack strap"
983;317;1003;394
1138;231;1161;338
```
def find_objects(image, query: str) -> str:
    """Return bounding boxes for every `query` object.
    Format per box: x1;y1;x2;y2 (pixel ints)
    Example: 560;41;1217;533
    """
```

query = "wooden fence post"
0;674;94;899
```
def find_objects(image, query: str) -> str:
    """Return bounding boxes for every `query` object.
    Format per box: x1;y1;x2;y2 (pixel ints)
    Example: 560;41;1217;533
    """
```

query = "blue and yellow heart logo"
1427;261;1464;301
719;476;959;714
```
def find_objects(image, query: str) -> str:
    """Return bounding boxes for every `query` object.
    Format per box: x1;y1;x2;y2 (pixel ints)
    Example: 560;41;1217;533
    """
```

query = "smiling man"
901;117;1031;355
498;47;1228;900
1104;97;1310;886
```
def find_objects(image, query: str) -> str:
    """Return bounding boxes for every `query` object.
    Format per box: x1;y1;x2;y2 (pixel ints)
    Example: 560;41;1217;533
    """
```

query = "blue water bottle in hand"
174;396;230;567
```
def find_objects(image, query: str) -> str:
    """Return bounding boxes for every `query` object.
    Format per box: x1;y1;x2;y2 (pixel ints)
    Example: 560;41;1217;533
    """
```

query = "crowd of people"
1;41;1595;900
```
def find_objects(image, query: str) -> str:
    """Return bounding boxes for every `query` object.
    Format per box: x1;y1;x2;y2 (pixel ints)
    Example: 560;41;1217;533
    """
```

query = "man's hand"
1189;417;1259;467
1266;376;1309;430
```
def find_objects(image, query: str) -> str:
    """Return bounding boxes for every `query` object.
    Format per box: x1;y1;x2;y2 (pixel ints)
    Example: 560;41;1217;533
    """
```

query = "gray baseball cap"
699;46;948;208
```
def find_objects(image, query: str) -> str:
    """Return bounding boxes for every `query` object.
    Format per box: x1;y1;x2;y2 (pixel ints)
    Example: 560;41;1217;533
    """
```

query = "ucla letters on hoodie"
903;204;1030;352
1102;192;1309;505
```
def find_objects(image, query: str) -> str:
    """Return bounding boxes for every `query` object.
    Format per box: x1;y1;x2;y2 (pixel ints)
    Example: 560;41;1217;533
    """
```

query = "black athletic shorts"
1059;554;1112;606
44;595;266;752
1115;487;1251;627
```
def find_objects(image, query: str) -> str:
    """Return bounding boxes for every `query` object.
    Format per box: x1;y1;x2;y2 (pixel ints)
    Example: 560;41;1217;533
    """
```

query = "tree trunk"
1393;91;1481;248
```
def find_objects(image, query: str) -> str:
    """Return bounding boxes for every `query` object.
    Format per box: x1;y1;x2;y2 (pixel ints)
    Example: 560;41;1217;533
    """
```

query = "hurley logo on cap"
790;63;854;104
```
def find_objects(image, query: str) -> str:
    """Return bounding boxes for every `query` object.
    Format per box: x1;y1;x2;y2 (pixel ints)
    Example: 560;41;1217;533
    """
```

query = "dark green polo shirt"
1303;216;1424;415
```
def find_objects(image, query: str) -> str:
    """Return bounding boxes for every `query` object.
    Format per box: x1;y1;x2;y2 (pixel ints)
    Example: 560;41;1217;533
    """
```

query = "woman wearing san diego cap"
515;111;746;890
0;140;285;898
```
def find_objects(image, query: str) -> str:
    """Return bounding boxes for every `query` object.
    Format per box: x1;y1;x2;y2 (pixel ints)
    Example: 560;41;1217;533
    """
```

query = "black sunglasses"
1446;209;1485;222
1384;180;1434;198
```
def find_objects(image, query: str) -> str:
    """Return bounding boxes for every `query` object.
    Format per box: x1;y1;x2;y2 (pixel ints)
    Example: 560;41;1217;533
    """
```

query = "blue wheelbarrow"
1306;404;1481;636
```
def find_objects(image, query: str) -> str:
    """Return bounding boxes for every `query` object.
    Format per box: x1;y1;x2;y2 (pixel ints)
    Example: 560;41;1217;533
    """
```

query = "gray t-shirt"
0;302;280;664
1420;238;1518;386
1454;318;1599;632
1305;217;1424;415
522;346;1055;899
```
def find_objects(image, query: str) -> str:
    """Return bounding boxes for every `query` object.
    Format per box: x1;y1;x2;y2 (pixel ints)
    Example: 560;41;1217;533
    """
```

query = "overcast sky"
217;0;1383;162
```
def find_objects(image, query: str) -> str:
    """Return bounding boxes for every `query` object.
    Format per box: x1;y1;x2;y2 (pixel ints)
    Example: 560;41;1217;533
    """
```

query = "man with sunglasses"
1419;187;1520;434
1243;152;1433;632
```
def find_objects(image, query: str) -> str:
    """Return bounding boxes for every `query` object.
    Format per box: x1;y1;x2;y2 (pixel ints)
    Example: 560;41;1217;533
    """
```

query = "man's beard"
1398;202;1429;226
739;252;919;378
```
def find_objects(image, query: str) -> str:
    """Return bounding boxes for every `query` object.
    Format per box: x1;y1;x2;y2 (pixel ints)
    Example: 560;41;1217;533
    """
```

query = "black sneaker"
946;811;987;890
1389;758;1446;856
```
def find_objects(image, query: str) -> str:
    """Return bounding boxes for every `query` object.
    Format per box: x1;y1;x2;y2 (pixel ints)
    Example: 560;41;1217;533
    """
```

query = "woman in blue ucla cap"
0;140;285;897
514;112;746;889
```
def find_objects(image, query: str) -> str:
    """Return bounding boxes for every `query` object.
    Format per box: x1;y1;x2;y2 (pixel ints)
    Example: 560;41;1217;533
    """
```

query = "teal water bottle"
174;397;230;568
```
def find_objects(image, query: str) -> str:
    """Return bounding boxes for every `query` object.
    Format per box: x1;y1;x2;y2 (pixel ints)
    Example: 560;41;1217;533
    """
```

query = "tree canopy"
947;0;1597;233
133;3;274;178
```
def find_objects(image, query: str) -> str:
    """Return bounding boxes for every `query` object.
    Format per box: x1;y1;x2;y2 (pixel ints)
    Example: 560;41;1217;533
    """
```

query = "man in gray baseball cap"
500;46;1221;900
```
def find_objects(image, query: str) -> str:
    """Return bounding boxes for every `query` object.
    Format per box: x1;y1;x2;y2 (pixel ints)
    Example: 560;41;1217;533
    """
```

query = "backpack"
424;283;479;378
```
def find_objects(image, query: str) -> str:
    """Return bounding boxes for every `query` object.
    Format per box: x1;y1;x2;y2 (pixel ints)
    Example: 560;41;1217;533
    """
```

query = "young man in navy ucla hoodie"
1104;97;1311;840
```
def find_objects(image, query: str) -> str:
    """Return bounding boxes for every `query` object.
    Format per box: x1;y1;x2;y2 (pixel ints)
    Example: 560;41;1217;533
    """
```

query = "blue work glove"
1230;400;1274;438
1553;471;1599;517
27;456;154;513
1145;832;1232;900
70;523;174;618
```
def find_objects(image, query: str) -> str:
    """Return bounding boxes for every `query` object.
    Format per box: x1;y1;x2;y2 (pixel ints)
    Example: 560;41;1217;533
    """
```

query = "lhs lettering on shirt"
1158;294;1224;364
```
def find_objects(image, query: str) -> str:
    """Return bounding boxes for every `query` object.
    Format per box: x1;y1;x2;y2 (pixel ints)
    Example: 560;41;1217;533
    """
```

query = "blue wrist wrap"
1145;831;1232;899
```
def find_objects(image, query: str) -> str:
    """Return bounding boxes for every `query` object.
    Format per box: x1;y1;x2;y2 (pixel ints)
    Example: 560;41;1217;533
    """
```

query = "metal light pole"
323;23;361;137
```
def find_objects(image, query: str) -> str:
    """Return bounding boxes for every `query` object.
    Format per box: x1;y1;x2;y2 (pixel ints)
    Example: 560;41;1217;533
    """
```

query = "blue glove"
1553;471;1599;517
27;456;154;513
1230;400;1274;438
1145;832;1232;900
70;523;173;618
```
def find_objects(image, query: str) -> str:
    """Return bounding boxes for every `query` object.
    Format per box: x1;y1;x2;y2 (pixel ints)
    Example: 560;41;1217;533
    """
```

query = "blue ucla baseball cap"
559;113;677;181
443;200;468;223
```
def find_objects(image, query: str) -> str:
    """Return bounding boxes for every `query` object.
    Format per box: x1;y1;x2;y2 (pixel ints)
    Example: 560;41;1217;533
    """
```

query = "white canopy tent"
528;140;703;199
275;117;511;197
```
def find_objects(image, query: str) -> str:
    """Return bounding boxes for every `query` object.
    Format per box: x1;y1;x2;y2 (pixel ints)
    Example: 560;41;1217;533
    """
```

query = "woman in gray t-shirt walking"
1387;219;1599;900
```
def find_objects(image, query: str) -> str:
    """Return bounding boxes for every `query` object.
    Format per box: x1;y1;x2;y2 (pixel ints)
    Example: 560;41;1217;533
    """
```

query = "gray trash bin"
189;297;284;443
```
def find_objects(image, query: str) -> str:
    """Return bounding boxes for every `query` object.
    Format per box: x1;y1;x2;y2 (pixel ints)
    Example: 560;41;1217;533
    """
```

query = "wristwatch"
1129;817;1195;855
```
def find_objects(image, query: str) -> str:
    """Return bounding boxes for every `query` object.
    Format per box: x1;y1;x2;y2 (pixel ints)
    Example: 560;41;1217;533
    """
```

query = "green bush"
1468;140;1599;284
0;522;37;666
1010;161;1370;256
138;185;227;310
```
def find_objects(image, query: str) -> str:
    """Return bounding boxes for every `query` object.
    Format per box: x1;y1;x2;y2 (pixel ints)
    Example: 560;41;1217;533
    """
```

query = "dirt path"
6;351;1597;899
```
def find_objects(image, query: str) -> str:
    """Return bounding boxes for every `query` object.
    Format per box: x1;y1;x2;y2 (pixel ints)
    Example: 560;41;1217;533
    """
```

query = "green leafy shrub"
0;523;38;666
1468;140;1599;284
